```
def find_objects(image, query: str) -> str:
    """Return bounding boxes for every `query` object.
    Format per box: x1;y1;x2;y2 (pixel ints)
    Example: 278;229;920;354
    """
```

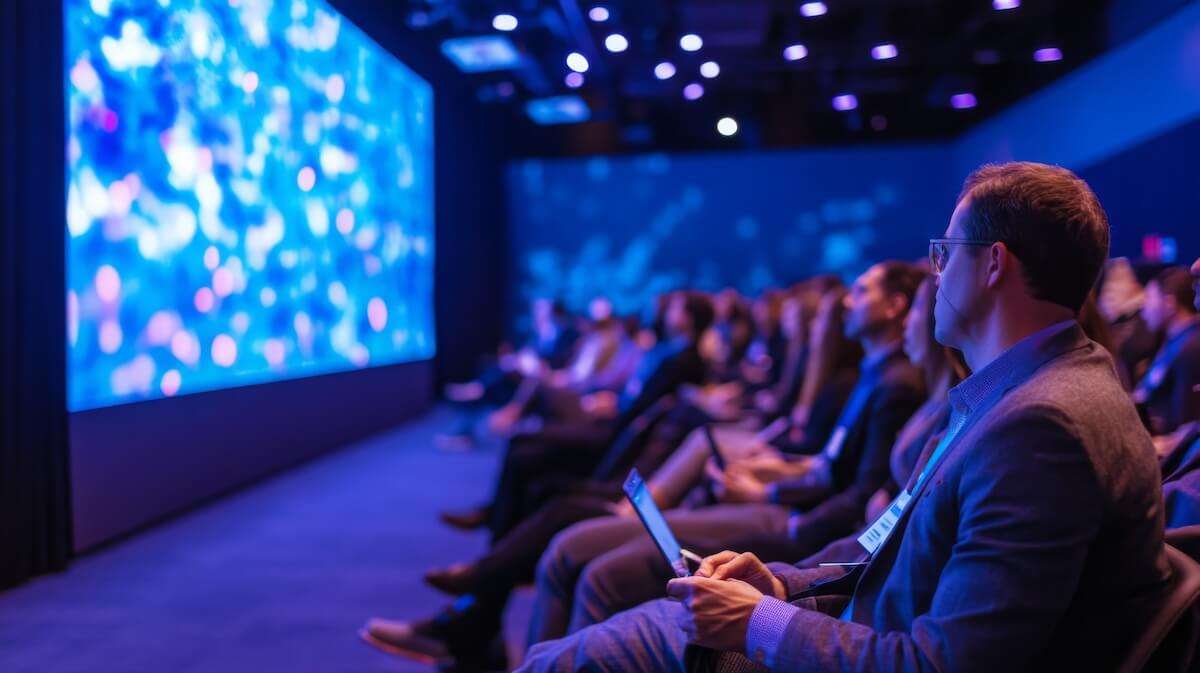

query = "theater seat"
1117;544;1200;673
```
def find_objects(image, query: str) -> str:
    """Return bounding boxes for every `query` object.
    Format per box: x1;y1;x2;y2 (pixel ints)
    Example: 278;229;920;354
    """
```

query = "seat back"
1117;544;1200;673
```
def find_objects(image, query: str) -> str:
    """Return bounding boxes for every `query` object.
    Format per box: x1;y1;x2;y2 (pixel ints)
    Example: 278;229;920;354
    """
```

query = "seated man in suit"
518;161;1171;673
1135;266;1200;435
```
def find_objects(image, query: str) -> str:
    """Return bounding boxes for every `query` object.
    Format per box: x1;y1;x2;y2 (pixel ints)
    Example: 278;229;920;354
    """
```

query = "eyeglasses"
929;238;994;274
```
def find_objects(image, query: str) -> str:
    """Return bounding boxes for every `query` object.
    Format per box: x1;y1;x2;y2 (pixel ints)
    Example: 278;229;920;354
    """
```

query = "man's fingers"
711;552;763;581
666;578;694;600
696;551;739;578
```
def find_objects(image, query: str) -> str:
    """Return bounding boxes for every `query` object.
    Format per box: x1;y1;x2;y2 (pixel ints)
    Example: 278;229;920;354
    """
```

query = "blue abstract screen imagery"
66;0;435;410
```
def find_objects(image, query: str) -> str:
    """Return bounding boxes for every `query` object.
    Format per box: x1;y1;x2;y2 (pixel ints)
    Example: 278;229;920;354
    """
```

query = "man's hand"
667;576;764;652
706;461;769;504
696;551;787;599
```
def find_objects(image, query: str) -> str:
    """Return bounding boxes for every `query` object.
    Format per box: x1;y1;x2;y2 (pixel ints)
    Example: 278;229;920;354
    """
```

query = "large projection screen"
65;0;434;411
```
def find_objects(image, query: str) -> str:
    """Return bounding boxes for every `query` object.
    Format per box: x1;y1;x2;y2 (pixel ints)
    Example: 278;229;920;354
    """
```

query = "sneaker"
359;617;449;664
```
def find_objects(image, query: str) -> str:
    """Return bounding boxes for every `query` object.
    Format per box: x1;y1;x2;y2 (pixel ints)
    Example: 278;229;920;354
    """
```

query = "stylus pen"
818;561;869;567
680;549;704;564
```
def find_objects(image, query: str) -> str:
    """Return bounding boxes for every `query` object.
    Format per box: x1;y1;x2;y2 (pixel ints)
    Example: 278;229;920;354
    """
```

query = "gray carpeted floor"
0;409;522;673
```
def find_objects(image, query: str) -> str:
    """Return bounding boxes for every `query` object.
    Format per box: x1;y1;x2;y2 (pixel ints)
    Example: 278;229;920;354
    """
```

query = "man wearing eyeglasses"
517;162;1171;673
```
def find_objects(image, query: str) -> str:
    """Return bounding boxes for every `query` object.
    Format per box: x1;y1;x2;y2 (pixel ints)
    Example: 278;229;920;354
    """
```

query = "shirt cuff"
746;596;800;668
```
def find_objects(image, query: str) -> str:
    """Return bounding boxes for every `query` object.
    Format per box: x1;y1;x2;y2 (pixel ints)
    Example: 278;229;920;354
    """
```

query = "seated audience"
517;161;1171;673
1135;266;1200;435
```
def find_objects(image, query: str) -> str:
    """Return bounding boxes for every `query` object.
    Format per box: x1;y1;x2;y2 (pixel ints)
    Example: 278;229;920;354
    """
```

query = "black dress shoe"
359;617;450;664
424;563;475;597
439;507;488;531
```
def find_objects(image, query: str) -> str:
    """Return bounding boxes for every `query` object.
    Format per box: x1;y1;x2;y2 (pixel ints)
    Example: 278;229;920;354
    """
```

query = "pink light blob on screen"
204;246;220;270
101;109;118;132
171;331;200;365
99;320;123;354
297;166;316;191
146;310;178;345
194;286;216;313
95;265;121;303
160;369;182;396
336;208;355;234
211;334;238;367
242;71;259;94
368;297;388;332
264;338;286;366
108;180;133;215
212;267;235;297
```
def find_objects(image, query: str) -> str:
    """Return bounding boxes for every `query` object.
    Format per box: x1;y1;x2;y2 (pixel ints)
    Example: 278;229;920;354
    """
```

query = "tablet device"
623;468;691;578
702;424;727;471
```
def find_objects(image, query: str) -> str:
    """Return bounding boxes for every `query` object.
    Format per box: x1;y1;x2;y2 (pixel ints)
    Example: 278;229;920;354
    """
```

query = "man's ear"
986;242;1012;289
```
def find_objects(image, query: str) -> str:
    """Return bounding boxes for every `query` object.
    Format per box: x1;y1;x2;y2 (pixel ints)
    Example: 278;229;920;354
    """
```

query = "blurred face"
904;282;933;367
781;297;804;340
842;265;896;341
933;199;985;348
1141;281;1170;332
589;297;613;322
1193;257;1200;311
665;295;691;338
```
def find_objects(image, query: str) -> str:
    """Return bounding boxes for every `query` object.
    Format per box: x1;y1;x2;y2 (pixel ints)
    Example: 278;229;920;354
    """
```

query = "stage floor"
0;408;518;673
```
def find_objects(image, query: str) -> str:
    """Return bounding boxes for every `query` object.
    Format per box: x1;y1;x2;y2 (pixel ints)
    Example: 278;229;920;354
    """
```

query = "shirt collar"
949;320;1077;417
860;341;903;375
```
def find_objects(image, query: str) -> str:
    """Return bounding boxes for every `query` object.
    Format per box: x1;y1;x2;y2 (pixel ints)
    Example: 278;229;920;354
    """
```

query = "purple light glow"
654;62;676;80
588;6;609;22
993;0;1020;9
783;44;808;61
832;94;857;111
950;93;977;109
871;43;898;60
800;2;827;17
683;83;704;100
565;72;584;88
1034;47;1063;62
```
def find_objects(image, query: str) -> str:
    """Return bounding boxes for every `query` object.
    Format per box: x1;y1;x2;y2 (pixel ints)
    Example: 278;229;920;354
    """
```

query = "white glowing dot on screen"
211;334;238;367
871;43;898;60
325;74;345;102
350;344;370;367
70;59;100;92
654;62;676;80
717;117;738;136
368;298;389;332
264;339;286;366
242;71;259;94
328;281;348;306
108;181;132;215
204;246;220;271
260;287;277;307
565;72;585;88
588;6;609;22
212;268;235;297
605;34;628;53
683;83;704;100
492;14;518;31
297;166;316;191
160;370;182;397
336;208;355;234
294;312;313;338
566;52;589;73
783;44;808;61
800;2;827;17
680;34;702;52
194;287;215;313
95;265;121;303
99;320;122;354
700;61;720;78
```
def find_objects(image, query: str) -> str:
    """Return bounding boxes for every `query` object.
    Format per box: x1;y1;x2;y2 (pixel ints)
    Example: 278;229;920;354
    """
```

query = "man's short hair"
682;291;716;338
959;162;1110;312
877;261;927;315
1150;267;1197;314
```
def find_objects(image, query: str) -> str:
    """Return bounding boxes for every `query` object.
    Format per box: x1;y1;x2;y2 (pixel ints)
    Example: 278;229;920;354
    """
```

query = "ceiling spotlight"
492;14;518;31
800;2;828;18
950;93;977;109
993;0;1020;9
783;44;808;61
683;83;704;100
654;62;676;80
1033;47;1063;62
871;43;898;60
566;52;589;73
699;61;720;78
717;117;738;136
588;6;610;22
565;72;584;88
680;34;703;52
832;94;858;111
605;33;628;52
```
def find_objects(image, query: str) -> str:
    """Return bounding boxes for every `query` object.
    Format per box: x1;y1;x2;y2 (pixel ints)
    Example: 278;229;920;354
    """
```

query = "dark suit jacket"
772;350;926;509
765;325;1171;673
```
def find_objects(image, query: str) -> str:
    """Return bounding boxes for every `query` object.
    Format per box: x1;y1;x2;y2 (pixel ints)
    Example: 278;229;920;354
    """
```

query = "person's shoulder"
877;355;926;396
